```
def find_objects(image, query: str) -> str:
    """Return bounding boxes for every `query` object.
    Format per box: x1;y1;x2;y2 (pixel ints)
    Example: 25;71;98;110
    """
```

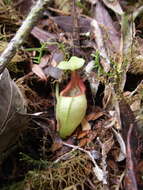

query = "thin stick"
0;0;50;74
72;0;80;55
63;142;104;182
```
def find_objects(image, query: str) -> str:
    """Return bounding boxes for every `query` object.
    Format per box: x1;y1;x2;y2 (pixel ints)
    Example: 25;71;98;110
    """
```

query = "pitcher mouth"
60;71;86;97
60;93;85;98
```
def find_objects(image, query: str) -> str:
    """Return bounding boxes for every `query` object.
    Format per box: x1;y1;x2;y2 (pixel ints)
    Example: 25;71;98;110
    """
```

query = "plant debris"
1;0;143;190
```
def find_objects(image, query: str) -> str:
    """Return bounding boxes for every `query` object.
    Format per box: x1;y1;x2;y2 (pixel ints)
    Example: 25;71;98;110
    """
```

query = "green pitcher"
56;71;87;139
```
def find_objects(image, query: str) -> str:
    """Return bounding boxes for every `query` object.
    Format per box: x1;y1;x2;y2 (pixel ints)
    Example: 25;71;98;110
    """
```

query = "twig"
72;0;80;55
125;124;138;190
97;137;108;185
133;6;143;21
63;142;104;183
0;0;50;74
129;80;143;97
115;171;125;190
54;149;76;164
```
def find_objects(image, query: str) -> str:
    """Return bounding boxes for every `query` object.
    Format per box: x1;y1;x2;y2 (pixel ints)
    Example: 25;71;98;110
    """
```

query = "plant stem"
0;0;50;74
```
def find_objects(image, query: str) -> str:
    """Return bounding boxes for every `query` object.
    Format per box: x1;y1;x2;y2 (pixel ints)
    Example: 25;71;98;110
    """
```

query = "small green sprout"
25;43;48;64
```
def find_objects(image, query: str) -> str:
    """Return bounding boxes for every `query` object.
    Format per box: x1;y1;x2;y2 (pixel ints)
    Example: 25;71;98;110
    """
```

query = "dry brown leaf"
39;54;50;68
95;1;120;54
102;0;123;15
112;128;126;161
79;137;91;147
53;16;91;33
50;51;64;67
103;84;112;109
84;61;100;96
77;130;89;139
31;26;57;43
90;19;111;72
81;118;91;131
108;159;118;171
44;66;63;80
0;69;27;153
102;135;114;155
51;139;63;152
86;111;104;121
32;64;47;80
43;51;64;79
124;124;138;190
13;0;35;15
130;100;141;112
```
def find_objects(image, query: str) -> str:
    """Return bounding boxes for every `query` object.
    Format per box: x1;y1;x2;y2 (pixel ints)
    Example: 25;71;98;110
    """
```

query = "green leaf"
68;56;85;70
57;61;69;70
57;56;85;71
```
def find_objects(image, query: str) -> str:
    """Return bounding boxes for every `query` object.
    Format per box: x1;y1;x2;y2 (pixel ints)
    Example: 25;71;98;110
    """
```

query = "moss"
23;153;93;190
1;181;25;190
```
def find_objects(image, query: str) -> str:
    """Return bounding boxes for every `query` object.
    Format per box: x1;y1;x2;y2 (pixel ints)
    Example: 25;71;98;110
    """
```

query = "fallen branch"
0;0;50;74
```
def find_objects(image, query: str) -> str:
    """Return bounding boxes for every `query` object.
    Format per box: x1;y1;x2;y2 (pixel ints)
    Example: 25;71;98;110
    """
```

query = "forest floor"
0;0;143;190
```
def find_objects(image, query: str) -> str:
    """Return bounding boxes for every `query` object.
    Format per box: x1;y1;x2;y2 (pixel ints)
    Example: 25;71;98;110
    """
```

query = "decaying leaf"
0;69;27;153
103;84;113;109
50;50;64;67
84;61;100;97
102;0;124;15
117;14;135;91
103;84;122;129
39;54;50;68
44;65;63;80
51;135;63;152
77;130;89;139
90;19;111;72
95;1;120;54
86;111;104;121
32;64;47;80
40;51;64;80
130;99;141;112
54;0;71;13
78;129;98;147
97;136;114;185
12;0;35;15
119;100;139;189
31;26;57;43
53;16;91;33
79;137;91;147
81;118;91;131
112;128;126;162
125;124;138;190
101;135;114;155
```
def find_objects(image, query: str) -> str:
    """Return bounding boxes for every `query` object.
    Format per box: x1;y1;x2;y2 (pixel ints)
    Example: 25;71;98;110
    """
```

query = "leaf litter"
0;0;143;190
